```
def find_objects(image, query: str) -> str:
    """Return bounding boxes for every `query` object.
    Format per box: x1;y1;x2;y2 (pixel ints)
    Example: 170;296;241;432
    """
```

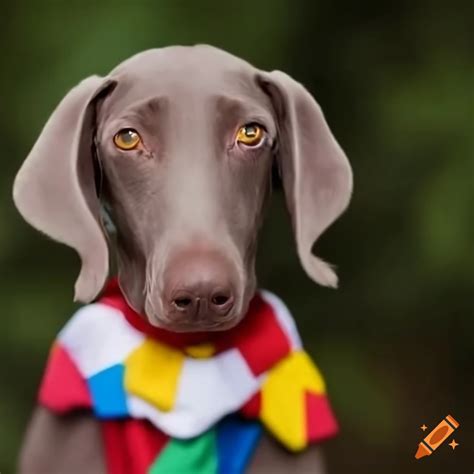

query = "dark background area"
0;1;472;473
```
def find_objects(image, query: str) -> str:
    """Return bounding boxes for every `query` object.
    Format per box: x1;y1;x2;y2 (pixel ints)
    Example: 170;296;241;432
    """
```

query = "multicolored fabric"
101;415;262;474
39;280;338;473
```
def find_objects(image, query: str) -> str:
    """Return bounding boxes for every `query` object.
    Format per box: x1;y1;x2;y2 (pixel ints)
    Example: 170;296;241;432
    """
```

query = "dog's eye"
236;123;265;147
113;128;141;150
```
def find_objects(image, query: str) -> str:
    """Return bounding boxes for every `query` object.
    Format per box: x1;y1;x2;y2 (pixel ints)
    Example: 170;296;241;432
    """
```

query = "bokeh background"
0;1;472;473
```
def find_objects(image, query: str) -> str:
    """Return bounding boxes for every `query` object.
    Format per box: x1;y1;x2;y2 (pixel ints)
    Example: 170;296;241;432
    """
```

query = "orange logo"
415;415;460;459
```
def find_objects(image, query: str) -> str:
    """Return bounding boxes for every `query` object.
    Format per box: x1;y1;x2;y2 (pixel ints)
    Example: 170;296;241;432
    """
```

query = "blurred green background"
0;1;472;473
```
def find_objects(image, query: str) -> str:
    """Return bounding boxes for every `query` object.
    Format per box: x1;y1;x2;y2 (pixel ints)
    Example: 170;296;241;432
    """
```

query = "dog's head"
13;45;352;332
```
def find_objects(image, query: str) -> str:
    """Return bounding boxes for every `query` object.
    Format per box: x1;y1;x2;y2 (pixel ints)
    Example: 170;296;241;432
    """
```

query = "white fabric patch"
128;348;260;438
260;290;302;349
59;303;144;377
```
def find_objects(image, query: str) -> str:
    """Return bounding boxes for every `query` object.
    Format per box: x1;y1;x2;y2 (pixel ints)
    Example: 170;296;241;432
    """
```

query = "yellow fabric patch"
125;339;185;412
260;351;326;451
184;343;216;359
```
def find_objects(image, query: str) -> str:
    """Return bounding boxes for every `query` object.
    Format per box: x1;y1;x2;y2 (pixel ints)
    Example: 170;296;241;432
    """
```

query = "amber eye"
236;123;265;147
113;128;141;150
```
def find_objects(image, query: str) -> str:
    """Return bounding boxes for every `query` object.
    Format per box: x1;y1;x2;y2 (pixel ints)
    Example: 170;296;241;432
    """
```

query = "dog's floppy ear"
258;71;353;287
13;76;116;302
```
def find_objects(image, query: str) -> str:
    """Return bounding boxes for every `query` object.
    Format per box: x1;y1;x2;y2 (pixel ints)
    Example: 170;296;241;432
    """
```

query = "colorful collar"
39;281;338;453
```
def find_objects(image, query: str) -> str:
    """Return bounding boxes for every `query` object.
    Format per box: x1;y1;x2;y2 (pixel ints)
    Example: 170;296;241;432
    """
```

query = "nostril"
173;297;192;309
211;294;230;306
210;290;234;316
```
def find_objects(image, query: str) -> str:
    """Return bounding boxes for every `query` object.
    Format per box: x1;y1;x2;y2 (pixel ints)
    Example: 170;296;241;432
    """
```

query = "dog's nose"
170;286;234;317
163;250;236;322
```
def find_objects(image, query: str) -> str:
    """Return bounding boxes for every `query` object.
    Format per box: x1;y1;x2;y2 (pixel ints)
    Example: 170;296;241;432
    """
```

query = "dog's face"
97;49;276;330
13;46;352;332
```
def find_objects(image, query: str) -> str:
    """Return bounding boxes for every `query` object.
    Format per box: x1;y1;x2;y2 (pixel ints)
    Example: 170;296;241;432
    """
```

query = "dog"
13;45;352;473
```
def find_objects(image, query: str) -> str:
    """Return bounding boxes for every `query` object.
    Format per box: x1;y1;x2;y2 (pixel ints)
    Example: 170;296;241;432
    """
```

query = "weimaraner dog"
14;45;352;473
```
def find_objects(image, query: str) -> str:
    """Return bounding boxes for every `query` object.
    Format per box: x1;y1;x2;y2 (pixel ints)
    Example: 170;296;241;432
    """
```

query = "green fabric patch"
149;429;217;474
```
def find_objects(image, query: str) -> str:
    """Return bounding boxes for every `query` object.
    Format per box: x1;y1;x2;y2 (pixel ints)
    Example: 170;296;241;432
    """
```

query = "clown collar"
38;279;338;472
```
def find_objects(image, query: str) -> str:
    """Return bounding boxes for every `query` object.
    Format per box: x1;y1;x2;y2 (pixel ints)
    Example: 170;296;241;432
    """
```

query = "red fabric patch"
240;391;261;419
99;279;291;374
38;344;91;412
305;392;339;443
102;419;169;474
101;421;130;474
219;294;291;376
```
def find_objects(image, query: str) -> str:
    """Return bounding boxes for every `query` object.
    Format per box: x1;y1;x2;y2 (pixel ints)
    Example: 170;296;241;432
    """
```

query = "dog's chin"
148;314;243;333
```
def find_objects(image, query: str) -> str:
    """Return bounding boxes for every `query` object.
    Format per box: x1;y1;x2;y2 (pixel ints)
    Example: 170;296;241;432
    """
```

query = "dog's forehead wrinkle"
122;95;165;116
111;75;260;108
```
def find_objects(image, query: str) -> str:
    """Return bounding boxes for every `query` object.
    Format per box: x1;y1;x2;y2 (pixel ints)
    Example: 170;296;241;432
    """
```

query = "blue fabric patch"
87;364;128;418
216;415;263;474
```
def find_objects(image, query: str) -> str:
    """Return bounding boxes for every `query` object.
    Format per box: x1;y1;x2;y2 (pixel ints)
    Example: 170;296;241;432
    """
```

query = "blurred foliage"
0;1;472;473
